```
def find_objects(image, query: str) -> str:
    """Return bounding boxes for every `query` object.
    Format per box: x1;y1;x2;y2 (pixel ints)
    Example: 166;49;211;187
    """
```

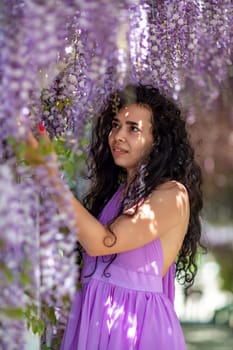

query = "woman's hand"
26;123;59;178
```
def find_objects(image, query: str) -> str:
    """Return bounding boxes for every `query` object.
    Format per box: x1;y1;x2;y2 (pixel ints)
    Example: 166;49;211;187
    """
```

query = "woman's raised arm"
26;128;189;257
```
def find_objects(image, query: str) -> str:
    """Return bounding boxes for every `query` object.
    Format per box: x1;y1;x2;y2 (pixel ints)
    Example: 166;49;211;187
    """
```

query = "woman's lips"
112;147;128;155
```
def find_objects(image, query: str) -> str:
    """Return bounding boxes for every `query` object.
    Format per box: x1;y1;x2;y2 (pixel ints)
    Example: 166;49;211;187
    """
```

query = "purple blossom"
1;1;233;348
0;164;37;350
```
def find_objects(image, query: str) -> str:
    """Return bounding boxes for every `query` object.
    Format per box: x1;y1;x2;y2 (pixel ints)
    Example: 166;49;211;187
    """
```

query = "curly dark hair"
83;84;203;287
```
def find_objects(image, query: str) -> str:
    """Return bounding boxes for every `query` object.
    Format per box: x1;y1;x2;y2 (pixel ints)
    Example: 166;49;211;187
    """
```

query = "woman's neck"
126;170;136;186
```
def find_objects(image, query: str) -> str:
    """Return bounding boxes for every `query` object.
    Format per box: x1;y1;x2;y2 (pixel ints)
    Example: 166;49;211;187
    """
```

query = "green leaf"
30;318;45;336
41;344;52;350
23;259;32;270
0;307;25;319
19;270;31;287
25;304;45;336
80;138;88;147
7;137;27;160
0;263;13;283
31;319;38;334
63;162;75;178
47;307;57;325
37;319;45;336
59;226;70;236
56;101;64;112
77;281;82;290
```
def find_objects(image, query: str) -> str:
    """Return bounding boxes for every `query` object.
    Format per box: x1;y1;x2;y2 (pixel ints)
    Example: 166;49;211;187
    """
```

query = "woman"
31;85;203;349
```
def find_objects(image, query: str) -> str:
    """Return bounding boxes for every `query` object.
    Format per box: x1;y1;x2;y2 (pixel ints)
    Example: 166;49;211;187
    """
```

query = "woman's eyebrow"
125;120;139;127
114;117;139;125
113;117;141;128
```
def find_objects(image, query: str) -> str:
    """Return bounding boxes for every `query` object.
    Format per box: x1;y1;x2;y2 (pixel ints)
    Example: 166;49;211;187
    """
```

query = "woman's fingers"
27;130;38;149
25;124;50;165
38;122;46;133
37;122;51;142
25;132;44;165
25;124;58;169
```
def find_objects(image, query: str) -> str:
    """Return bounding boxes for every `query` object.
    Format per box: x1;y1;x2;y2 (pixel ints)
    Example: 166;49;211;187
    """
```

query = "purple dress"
61;186;187;349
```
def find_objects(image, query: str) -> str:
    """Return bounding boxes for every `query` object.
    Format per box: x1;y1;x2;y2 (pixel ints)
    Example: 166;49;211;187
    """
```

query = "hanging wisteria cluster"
0;1;80;348
30;0;233;142
1;0;233;348
0;165;36;350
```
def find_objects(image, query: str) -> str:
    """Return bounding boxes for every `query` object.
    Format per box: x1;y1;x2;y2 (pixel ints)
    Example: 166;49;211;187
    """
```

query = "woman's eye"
131;126;139;132
112;122;119;129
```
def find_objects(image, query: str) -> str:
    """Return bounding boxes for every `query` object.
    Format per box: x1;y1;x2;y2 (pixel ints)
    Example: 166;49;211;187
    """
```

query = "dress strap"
98;184;126;225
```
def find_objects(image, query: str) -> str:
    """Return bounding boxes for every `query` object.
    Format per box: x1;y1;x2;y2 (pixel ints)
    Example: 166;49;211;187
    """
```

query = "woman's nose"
115;127;126;141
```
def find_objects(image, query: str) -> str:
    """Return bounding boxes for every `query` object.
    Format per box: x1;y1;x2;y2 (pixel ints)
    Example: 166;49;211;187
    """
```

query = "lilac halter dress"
61;186;187;350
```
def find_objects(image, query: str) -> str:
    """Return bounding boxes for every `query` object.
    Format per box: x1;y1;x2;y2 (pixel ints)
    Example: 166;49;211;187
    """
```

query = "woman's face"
108;103;154;180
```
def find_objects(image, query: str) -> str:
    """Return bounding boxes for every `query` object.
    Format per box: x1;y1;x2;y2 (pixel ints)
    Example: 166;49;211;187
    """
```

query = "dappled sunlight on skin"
146;185;188;226
124;111;129;118
126;182;188;228
136;203;155;221
130;202;158;237
176;190;190;219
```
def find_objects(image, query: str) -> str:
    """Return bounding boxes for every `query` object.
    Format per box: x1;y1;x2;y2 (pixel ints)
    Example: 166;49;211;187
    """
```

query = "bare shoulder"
156;180;188;193
145;180;190;230
150;180;189;206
